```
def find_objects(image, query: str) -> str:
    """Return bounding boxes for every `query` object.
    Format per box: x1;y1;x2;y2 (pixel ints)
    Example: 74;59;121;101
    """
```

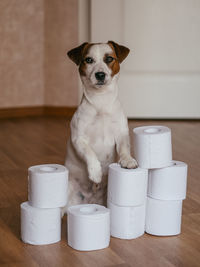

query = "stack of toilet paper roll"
20;164;68;245
107;163;148;239
133;125;188;236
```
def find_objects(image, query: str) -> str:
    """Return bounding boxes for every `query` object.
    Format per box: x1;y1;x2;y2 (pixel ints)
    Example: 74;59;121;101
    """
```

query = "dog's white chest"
86;112;115;147
85;112;116;163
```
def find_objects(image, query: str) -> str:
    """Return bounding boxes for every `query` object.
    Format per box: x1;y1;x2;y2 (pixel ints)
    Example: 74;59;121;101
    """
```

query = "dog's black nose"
95;72;106;81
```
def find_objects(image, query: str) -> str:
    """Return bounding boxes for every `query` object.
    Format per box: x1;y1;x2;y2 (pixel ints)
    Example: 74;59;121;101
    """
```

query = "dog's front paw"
88;158;102;184
119;155;138;169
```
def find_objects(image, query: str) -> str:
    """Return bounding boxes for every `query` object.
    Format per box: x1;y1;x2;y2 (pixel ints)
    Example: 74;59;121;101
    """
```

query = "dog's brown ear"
67;42;88;65
108;41;130;63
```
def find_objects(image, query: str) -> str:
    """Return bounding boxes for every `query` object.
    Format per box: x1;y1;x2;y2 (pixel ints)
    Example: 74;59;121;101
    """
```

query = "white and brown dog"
64;41;137;212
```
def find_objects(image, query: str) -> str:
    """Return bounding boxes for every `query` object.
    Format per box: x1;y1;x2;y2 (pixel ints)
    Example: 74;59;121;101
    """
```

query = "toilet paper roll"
67;204;110;251
148;161;188;200
28;164;68;208
21;201;61;245
145;197;182;236
133;126;172;169
107;201;145;239
108;163;148;206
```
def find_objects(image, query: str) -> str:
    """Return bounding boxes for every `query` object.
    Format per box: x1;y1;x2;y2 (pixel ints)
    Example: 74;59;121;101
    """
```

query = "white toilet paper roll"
133;126;172;169
145;197;182;236
108;163;148;206
107;201;145;239
67;204;110;251
21;201;61;245
148;161;188;200
28;164;68;208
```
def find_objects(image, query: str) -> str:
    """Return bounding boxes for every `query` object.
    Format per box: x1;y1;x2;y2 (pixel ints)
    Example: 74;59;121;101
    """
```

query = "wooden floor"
0;116;200;267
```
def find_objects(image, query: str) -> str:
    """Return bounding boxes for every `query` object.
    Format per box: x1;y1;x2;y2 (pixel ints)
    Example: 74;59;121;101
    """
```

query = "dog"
63;41;138;213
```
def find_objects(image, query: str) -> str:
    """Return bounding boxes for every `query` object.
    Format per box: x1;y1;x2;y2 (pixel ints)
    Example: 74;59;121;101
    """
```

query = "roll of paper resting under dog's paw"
67;204;110;251
21;201;61;245
145;197;182;236
28;164;68;208
133;126;172;169
107;201;145;239
148;161;188;200
108;163;148;206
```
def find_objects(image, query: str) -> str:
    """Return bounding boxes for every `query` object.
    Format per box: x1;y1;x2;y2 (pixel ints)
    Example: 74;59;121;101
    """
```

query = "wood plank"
0;107;45;118
0;106;77;118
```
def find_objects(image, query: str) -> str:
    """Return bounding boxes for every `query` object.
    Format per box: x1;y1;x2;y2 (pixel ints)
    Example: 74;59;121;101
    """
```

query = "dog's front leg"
116;132;138;169
72;136;102;184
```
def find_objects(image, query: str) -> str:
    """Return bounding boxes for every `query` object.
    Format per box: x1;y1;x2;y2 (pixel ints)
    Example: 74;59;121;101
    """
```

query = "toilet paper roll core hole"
39;166;57;172
144;128;160;134
80;206;98;214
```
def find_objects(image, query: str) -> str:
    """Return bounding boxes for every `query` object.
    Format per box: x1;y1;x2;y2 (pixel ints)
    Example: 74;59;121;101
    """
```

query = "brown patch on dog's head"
67;42;88;65
108;41;130;63
67;42;93;76
79;44;93;76
103;50;120;77
107;41;130;76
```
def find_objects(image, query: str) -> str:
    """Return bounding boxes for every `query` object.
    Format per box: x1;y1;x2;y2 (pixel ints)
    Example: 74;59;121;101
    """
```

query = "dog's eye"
85;57;94;64
105;56;114;63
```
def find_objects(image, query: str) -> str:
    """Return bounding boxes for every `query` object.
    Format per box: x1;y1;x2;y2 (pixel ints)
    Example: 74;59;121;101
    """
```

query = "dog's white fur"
63;43;137;213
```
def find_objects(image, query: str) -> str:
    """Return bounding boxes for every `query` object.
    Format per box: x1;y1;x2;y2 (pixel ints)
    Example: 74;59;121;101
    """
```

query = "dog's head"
67;41;130;89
